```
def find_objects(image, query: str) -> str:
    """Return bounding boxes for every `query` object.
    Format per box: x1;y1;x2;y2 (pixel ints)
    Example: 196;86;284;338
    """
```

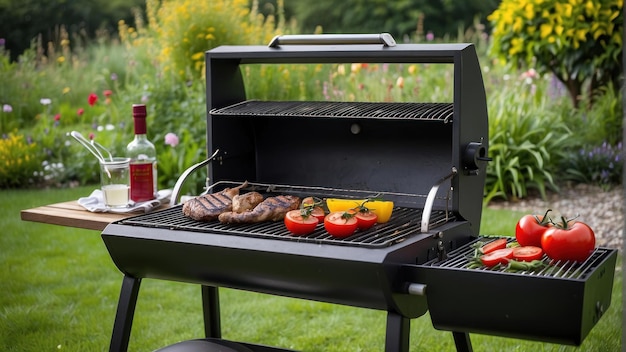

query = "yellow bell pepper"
326;198;394;223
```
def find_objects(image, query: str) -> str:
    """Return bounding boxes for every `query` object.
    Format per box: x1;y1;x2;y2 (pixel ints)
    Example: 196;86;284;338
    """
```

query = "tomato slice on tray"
480;248;514;267
480;238;508;254
324;211;358;238
512;246;544;261
284;209;319;236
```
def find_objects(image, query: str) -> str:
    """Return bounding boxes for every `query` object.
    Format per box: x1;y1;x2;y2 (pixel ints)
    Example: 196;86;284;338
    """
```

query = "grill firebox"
101;36;617;352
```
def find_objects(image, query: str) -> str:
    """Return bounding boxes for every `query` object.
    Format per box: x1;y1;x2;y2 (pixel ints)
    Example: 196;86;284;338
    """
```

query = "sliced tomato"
302;197;326;223
480;238;508;254
324;211;358;238
480;248;514;267
512;246;544;262
284;209;319;236
354;210;377;230
310;206;326;223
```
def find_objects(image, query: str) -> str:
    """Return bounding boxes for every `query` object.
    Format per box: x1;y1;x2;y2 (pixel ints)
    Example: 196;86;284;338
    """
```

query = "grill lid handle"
268;33;396;48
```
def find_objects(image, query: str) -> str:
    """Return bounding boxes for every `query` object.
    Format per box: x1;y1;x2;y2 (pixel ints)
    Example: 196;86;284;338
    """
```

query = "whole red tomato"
541;219;595;262
515;209;552;247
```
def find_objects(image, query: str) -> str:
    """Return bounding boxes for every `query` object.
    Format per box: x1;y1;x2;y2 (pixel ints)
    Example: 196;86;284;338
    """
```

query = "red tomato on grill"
541;220;595;262
302;197;326;223
515;210;552;247
354;210;378;230
480;238;507;254
512;246;544;261
310;206;326;223
480;248;514;267
284;209;319;236
324;211;358;238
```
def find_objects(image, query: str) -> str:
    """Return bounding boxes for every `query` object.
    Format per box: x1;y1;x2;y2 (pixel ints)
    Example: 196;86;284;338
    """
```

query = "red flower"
88;93;98;106
103;89;113;97
88;132;95;140
54;113;61;121
77;108;84;116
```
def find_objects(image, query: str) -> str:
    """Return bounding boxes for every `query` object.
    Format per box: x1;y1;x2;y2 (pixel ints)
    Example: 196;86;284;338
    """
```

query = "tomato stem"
533;209;552;226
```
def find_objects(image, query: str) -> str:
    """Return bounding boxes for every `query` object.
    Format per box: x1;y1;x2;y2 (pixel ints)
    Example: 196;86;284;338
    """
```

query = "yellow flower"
540;24;552;39
62;87;70;94
57;56;65;63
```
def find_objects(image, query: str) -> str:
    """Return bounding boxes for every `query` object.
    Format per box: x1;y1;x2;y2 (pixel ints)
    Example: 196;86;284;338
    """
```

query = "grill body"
100;39;617;352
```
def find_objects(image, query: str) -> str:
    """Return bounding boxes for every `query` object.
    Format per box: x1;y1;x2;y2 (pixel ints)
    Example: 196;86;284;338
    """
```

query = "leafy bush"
0;132;43;188
483;73;573;203
562;142;623;190
488;0;623;108
131;0;280;80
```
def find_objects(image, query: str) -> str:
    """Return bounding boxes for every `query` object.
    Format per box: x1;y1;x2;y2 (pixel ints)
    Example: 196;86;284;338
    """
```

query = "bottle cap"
132;104;147;135
132;104;147;118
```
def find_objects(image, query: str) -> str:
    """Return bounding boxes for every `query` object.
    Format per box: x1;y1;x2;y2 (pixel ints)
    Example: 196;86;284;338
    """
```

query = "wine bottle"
127;104;157;202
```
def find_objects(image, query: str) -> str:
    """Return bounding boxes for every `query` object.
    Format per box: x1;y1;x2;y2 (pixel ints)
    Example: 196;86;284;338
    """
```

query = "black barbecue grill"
101;34;617;352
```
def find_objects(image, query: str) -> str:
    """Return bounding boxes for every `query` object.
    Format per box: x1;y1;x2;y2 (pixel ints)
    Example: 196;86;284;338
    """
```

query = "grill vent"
210;100;454;123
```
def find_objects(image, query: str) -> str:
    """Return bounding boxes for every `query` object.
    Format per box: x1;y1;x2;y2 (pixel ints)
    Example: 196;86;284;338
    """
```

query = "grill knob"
463;141;491;175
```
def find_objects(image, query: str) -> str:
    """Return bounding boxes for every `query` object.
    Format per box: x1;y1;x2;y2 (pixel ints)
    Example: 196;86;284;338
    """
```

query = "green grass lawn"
1;186;622;351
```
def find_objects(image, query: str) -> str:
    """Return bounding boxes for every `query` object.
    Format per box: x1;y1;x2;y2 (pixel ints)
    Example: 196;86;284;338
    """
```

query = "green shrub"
562;142;623;190
0;132;43;188
135;0;280;80
488;0;623;108
483;74;573;203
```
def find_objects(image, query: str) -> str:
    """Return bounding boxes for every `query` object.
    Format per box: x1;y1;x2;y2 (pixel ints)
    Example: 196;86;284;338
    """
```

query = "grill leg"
385;311;410;352
452;331;473;352
201;285;221;338
109;275;141;352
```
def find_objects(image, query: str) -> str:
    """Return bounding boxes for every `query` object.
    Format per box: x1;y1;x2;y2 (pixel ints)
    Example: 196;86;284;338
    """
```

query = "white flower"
40;98;52;105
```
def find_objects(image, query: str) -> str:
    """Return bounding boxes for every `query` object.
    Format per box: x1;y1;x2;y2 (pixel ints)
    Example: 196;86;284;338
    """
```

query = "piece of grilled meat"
232;191;264;213
218;195;301;224
182;181;247;221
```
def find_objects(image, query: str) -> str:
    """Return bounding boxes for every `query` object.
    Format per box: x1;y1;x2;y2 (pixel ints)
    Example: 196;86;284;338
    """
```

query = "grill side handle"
268;33;396;47
170;149;220;205
422;167;457;232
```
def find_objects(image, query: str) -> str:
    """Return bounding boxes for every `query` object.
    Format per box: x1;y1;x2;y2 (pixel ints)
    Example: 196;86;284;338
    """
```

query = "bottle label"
130;163;155;202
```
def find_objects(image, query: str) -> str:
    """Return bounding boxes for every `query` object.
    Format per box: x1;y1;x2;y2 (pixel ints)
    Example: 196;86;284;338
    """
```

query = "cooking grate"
117;205;454;248
423;236;612;280
210;100;454;123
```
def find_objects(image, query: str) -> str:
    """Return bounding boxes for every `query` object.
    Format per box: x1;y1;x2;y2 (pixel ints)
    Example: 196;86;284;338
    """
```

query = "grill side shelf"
402;236;618;346
210;100;454;123
420;236;614;281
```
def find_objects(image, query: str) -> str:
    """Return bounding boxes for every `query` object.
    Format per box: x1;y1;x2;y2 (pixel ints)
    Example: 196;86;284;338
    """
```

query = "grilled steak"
218;195;301;223
232;191;264;213
182;181;247;221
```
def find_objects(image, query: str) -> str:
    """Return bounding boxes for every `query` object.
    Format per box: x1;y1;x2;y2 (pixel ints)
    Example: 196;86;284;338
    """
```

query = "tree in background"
0;0;145;61
281;0;499;41
488;0;623;108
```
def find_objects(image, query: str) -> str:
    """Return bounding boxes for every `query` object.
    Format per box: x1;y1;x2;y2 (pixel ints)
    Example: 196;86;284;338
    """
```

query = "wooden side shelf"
21;201;166;231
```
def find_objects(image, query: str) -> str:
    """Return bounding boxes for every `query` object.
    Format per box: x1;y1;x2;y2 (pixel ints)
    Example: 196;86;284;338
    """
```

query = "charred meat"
182;181;247;221
218;195;301;223
232;191;264;213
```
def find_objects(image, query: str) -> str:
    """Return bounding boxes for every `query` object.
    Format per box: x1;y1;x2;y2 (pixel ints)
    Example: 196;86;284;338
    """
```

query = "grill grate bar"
210;100;454;122
423;237;611;280
118;205;454;249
